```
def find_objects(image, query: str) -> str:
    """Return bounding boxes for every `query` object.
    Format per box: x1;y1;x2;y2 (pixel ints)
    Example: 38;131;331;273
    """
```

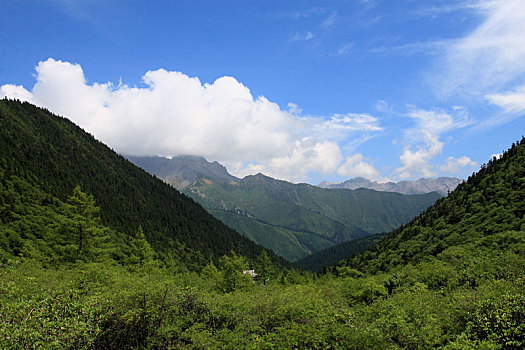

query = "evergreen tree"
127;226;155;267
255;249;274;284
63;186;111;262
218;251;251;293
201;260;221;290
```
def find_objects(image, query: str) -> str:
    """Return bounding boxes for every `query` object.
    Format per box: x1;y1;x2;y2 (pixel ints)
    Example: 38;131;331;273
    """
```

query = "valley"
129;155;442;261
1;99;524;349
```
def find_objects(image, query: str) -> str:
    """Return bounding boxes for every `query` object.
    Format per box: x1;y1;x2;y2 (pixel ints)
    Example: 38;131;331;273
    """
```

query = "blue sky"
1;0;524;184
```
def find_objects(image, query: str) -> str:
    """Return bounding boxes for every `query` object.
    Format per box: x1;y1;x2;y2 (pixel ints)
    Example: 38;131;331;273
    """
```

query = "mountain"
185;173;440;261
0;99;286;270
126;155;239;190
125;156;440;261
2;99;523;348
342;137;525;273
319;176;462;195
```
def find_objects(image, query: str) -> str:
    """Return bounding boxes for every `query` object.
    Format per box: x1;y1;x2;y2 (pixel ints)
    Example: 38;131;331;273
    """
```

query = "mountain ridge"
185;171;439;261
319;176;462;195
0;99;286;270
125;154;440;261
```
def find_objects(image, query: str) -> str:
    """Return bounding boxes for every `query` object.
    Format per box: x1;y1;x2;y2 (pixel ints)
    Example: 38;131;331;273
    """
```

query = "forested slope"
294;233;386;272
0;99;286;269
346;137;525;273
1;100;523;348
186;173;439;260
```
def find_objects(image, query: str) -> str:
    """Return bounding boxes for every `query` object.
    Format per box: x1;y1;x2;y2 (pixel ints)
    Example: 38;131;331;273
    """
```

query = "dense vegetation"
294;233;386;272
129;155;441;261
345;138;525;273
1;100;524;349
0;99;286;270
185;173;439;261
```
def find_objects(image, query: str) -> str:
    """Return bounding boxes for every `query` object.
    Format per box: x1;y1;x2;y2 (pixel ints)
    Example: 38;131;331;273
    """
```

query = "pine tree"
255;249;274;284
127;226;155;267
63;185;110;262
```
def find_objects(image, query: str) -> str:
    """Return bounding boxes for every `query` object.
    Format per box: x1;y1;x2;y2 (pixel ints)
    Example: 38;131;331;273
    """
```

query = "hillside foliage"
294;233;386;272
185;173;439;261
0;99;287;270
344;138;525;274
0;100;524;349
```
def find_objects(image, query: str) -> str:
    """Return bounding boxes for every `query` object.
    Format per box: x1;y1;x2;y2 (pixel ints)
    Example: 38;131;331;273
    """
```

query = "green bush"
467;294;525;349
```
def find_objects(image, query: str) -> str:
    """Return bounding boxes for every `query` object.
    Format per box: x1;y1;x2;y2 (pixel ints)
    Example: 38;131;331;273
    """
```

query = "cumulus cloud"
395;107;472;179
337;153;382;180
396;131;444;179
0;84;35;102
0;58;382;183
440;156;477;174
247;139;344;182
435;0;525;98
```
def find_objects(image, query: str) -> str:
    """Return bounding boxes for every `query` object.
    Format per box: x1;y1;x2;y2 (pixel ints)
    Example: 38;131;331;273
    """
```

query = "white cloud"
336;42;354;56
396;131;444;179
394;107;471;179
1;58;382;183
435;0;525;98
319;113;382;132
276;7;326;20
414;1;495;18
405;107;471;135
321;11;339;28
0;84;35;103
440;156;477;174
370;39;456;57
490;153;503;160
486;86;525;113
337;153;382;180
239;139;344;182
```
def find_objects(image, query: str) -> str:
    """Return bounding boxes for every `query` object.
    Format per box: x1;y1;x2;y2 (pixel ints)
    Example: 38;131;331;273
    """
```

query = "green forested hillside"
294;233;386;272
1;98;524;349
0;99;285;270
185;173;439;260
344;137;525;273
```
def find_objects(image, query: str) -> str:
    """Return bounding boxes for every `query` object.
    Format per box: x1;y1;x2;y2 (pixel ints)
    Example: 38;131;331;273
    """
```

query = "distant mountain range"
128;155;462;196
127;155;440;261
319;176;463;195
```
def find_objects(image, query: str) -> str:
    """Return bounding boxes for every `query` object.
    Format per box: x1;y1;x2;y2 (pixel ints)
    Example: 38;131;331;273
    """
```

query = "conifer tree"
255;249;274;284
218;251;250;293
127;226;155;267
63;185;110;262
